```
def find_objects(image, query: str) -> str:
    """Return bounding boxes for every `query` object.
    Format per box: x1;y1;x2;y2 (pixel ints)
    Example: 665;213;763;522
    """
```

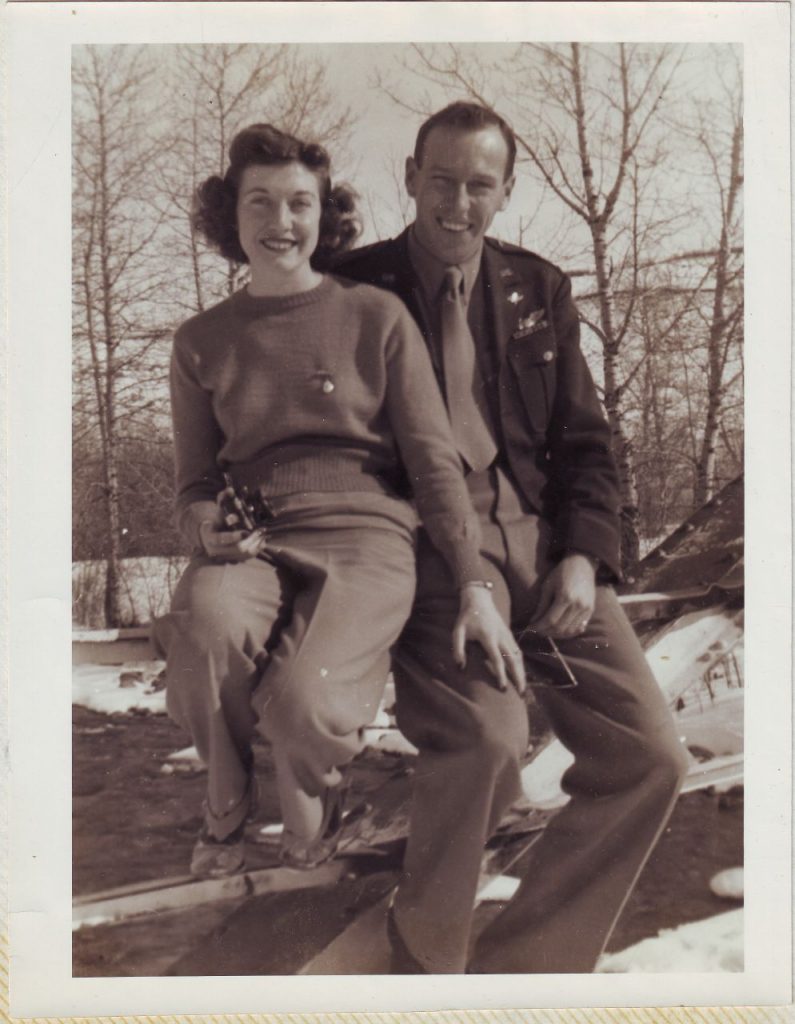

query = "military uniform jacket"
334;229;622;580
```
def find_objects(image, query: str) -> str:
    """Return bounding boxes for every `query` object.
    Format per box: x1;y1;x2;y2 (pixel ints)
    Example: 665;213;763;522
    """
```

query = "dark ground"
72;704;743;977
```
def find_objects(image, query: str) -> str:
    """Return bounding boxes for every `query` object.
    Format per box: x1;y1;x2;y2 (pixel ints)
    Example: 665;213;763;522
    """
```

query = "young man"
336;102;688;974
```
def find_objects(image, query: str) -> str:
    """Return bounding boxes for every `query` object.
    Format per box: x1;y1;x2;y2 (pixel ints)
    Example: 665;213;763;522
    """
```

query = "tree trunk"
603;342;640;573
103;456;123;626
693;114;742;508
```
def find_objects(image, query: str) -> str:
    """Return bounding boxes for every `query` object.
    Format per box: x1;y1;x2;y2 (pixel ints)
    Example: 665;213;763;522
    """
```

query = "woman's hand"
198;517;267;562
452;585;526;695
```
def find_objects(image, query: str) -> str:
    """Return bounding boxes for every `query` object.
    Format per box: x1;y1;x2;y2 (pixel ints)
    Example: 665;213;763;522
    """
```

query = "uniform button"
542;350;554;362
322;379;335;394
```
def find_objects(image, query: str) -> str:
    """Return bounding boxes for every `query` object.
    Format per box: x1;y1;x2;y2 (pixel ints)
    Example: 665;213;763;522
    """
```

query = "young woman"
154;124;524;877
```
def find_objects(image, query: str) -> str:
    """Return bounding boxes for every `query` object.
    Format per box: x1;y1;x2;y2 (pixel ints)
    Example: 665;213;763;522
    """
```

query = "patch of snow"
645;608;743;703
710;867;744;900
520;743;573;809
597;909;743;973
362;727;418;756
72;914;113;931
161;745;205;775
167;745;200;762
255;823;285;838
477;875;521;902
73;662;166;716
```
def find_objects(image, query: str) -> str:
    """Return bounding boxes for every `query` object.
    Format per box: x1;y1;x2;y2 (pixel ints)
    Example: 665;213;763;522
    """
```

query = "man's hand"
198;517;267;562
452;585;526;695
528;553;597;638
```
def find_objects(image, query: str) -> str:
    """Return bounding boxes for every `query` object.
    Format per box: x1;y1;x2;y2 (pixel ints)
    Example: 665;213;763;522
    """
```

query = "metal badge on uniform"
512;308;549;339
507;290;523;305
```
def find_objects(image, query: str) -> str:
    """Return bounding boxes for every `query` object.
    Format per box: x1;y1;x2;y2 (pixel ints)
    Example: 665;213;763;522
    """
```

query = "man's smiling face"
405;125;515;265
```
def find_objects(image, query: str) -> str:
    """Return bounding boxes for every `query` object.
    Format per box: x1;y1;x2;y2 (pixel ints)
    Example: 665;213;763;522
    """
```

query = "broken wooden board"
73;857;353;927
73;772;410;929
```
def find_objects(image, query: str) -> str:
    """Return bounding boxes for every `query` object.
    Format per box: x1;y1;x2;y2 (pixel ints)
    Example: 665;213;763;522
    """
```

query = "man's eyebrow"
427;165;499;184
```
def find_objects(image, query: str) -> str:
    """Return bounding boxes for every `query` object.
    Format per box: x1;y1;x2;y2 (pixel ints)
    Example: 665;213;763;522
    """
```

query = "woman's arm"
170;332;264;561
383;308;525;693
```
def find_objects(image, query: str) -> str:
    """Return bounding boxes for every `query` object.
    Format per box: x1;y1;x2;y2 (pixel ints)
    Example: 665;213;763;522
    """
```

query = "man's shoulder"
484;236;567;284
333;236;406;285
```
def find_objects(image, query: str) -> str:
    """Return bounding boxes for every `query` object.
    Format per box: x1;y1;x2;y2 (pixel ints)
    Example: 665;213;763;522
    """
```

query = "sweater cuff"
178;500;219;550
448;537;488;588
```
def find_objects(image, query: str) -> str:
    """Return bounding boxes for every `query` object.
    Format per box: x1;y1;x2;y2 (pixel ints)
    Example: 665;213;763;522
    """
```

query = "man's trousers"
153;493;417;841
391;491;689;974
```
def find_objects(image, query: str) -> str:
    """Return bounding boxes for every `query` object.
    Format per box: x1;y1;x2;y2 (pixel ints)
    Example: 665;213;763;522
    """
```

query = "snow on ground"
73;663;167;716
596;909;743;972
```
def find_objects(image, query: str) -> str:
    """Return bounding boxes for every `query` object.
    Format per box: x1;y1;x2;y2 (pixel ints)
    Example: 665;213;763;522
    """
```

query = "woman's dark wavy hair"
193;123;361;266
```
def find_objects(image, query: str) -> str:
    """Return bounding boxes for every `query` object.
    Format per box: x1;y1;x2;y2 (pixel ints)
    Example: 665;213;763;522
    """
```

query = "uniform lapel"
374;230;431;341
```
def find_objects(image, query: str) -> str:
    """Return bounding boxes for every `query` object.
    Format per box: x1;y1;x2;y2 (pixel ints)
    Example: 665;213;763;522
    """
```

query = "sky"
301;42;581;251
290;42;739;266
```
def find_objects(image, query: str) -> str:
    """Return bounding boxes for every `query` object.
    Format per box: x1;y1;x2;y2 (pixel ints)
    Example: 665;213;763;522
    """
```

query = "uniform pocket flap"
508;330;557;367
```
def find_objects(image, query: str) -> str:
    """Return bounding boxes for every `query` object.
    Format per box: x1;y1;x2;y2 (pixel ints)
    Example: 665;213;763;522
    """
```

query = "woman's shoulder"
174;292;239;346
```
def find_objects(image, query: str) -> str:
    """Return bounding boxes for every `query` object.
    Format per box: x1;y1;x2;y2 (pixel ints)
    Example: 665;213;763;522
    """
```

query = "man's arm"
529;270;621;638
544;271;623;581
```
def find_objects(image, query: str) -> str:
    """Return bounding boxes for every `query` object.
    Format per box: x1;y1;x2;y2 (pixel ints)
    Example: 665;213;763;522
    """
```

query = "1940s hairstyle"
193;123;361;265
414;101;517;181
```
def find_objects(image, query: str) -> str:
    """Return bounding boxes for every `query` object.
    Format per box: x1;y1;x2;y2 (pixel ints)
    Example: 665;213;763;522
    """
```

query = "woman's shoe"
190;820;246;878
190;771;258;877
278;784;346;870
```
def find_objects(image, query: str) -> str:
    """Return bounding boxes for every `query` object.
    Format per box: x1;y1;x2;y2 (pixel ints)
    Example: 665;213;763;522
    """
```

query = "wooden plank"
679;753;744;795
73;858;351;927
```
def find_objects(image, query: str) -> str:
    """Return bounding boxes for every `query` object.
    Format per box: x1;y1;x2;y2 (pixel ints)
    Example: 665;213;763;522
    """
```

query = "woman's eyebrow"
241;186;316;198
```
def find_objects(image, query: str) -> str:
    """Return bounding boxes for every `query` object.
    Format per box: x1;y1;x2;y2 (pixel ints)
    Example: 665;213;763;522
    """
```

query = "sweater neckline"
235;274;333;314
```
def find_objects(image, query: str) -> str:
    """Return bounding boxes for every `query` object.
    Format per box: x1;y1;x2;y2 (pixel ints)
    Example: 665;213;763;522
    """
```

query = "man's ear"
500;174;516;211
405;156;418;198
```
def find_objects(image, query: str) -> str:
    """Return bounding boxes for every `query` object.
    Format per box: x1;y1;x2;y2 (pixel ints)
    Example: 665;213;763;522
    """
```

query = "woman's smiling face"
236;161;322;292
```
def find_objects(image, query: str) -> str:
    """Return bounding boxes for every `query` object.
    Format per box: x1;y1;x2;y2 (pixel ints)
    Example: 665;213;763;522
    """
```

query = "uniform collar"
407;226;482;304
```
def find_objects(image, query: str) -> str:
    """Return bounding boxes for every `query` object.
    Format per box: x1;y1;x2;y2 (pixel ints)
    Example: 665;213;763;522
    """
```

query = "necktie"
439;266;498;472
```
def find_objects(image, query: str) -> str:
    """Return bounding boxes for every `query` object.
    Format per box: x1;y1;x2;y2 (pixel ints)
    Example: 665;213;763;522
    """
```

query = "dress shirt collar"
407;226;483;305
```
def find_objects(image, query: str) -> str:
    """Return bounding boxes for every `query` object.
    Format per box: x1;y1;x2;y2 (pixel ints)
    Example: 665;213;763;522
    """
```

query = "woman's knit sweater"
170;274;483;585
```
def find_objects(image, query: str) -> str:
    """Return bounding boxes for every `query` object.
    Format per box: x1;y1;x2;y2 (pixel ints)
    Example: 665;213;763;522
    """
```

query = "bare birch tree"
685;54;744;505
73;44;356;623
73;45;174;625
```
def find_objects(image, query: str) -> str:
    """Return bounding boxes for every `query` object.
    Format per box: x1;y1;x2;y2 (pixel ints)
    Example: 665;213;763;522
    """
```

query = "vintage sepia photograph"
71;36;746;974
6;1;791;1018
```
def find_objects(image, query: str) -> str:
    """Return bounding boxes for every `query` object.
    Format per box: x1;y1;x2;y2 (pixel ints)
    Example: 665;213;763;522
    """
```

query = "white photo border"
6;0;792;1017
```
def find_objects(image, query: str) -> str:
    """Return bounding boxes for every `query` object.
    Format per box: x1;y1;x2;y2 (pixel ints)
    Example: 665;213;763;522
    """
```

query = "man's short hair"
414;102;517;180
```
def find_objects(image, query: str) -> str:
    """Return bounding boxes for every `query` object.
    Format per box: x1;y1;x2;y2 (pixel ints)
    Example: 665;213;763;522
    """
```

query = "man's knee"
646;725;690;793
468;698;529;766
411;692;529;769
